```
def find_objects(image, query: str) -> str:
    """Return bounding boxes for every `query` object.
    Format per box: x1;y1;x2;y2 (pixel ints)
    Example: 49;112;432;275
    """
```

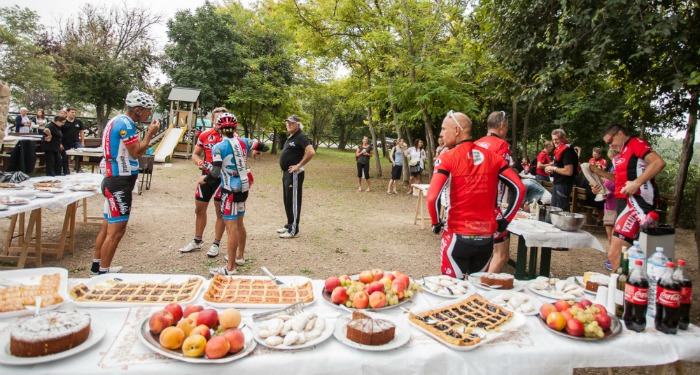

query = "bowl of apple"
538;299;622;341
322;269;422;310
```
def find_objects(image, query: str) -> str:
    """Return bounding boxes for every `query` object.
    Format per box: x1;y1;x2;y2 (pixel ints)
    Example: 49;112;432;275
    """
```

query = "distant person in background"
521;157;531;175
405;139;426;191
535;141;553;181
592;148;620;245
355;136;373;192
434;136;447;159
545;129;578;212
14;107;32;133
387;138;406;194
61;107;85;174
33;109;48;133
588;147;607;170
41;116;65;176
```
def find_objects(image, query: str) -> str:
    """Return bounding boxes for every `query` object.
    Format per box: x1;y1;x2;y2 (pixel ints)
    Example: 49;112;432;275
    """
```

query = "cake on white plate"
10;310;91;357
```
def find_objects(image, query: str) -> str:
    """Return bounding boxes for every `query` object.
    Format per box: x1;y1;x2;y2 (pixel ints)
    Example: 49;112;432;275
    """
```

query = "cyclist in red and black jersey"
590;124;666;270
475;111;514;273
427;111;524;279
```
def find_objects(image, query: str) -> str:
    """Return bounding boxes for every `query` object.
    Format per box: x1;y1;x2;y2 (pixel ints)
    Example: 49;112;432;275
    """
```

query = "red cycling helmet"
216;112;238;129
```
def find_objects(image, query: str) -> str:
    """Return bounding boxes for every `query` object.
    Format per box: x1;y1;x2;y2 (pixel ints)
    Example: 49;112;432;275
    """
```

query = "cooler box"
639;225;675;260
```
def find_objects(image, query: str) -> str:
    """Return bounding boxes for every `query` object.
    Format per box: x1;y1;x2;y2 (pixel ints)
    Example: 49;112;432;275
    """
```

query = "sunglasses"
605;131;619;145
447;110;464;131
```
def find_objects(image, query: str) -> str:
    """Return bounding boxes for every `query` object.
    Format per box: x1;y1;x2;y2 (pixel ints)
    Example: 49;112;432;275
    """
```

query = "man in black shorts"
277;115;315;238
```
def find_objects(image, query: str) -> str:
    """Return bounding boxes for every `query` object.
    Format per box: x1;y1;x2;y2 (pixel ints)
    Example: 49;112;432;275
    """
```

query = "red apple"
554;299;571;312
164;303;183;324
571;302;585;311
371;269;384;282
594;304;608;316
222;328;245;354
539;304;557;320
565;318;584;336
359;270;374;284
594;313;612;331
561;309;574;322
369;291;387;309
365;281;384;295
339;274;351;283
149;311;172;334
384;273;396;281
204;335;230;359
190;324;211;340
197;309;219;329
324;276;341;292
183;304;204;319
395;274;410;288
331;286;349;304
580;299;593;308
352;291;370;309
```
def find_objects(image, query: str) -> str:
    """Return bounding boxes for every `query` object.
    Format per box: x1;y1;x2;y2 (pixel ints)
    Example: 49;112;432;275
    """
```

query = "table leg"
514;235;529;280
419;192;425;229
413;187;420;225
528;246;539;279
540;247;552;277
3;214;17;255
17;210;39;268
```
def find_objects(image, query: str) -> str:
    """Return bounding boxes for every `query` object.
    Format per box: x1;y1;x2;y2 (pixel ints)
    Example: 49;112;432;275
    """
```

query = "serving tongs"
261;266;290;288
252;301;305;322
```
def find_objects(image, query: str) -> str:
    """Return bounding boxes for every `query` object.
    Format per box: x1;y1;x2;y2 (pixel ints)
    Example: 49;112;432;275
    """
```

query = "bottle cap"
678;259;686;266
656;247;664;252
666;261;675;268
635;260;643;266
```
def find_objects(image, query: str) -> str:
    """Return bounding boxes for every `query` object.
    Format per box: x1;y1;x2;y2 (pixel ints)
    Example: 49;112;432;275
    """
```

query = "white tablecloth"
508;219;606;252
0;279;697;374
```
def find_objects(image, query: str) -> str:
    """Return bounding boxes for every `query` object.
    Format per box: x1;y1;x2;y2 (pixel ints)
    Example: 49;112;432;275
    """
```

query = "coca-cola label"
656;286;681;308
624;284;648;304
680;286;692;304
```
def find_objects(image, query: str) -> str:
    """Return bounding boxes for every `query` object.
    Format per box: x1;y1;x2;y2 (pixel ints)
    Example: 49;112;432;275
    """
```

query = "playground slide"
154;127;187;163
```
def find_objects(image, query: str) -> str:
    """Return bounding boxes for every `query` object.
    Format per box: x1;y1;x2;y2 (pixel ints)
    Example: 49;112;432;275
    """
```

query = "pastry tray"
0;267;68;319
203;275;316;309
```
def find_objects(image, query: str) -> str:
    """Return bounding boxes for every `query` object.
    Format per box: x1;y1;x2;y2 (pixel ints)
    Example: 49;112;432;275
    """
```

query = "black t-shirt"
61;118;84;148
552;146;578;185
279;131;311;170
357;145;372;165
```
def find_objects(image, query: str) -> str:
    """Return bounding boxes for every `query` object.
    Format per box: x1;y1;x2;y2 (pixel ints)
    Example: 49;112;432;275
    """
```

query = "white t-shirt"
406;147;426;169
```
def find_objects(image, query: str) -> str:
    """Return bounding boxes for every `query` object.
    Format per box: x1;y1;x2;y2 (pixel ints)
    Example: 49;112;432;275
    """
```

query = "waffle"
0;274;64;313
204;275;314;304
408;294;513;347
33;181;62;188
0;182;21;189
70;277;203;304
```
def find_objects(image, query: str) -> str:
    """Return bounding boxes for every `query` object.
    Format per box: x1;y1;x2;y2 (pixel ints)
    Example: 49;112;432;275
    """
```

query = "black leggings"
282;170;304;235
44;151;62;176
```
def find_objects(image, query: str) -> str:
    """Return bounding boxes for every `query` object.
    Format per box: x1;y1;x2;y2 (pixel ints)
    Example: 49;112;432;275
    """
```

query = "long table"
0;278;697;374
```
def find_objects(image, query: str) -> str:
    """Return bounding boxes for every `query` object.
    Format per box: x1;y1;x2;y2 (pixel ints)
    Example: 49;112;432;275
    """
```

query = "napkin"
595;286;608;306
606;274;619;313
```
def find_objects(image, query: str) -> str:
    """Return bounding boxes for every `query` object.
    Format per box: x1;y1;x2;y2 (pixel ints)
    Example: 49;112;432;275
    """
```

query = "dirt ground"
4;147;698;374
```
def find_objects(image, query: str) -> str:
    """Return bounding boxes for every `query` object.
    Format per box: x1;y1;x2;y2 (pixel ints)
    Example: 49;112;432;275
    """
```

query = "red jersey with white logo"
196;129;223;163
588;157;607;170
426;141;524;235
614;137;657;202
536;150;551;177
475;134;512;166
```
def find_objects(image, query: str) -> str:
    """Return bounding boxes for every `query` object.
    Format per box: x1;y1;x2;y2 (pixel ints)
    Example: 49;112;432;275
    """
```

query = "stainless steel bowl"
550;212;585;231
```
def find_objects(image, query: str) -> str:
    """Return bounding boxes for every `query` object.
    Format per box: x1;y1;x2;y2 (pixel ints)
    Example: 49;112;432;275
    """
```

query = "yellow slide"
153;126;187;163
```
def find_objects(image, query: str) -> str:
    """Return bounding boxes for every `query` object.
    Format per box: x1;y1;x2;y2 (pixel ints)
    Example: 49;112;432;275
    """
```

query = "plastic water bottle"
628;241;646;268
646;247;670;318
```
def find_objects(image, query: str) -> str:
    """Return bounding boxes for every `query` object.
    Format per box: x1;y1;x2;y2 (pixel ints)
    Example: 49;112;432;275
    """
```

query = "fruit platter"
252;311;334;350
323;269;422;310
138;303;256;363
538;299;622;341
420;275;476;299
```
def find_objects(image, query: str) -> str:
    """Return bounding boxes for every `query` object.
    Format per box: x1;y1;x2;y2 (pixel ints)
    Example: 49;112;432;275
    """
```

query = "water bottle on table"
646;247;669;318
627;241;645;267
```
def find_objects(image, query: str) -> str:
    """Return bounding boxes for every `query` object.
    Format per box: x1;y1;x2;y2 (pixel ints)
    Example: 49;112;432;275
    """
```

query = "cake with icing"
480;273;514;289
10;310;91;357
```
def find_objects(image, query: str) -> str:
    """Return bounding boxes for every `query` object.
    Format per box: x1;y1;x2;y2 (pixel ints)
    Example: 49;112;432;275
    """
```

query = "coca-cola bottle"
673;259;692;330
655;261;680;334
623;259;649;332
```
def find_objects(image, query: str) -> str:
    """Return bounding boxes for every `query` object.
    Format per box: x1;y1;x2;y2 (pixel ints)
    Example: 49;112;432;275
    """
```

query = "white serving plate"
253;315;335;350
322;271;417;311
407;297;527;351
2;198;31;206
485;290;543;316
333;315;410;351
70;273;205;308
420;276;477;299
71;185;99;192
0;267;69;319
526;278;585;301
138;318;256;363
0;321;105;365
468;272;526;292
203;275;316;309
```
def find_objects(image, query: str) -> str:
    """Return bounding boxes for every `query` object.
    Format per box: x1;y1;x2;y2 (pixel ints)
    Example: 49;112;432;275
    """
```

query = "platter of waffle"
407;294;526;351
33;180;62;188
71;185;99;192
69;273;204;307
0;267;68;319
0;182;22;190
204;275;315;308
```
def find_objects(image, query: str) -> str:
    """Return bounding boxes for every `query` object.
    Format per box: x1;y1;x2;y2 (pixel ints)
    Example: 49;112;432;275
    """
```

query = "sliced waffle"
204;275;314;305
70;277;202;304
33;180;62;188
0;274;64;312
0;182;21;189
408;294;513;347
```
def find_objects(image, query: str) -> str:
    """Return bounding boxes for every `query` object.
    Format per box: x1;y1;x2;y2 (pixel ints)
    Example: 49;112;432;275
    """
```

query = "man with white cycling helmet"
203;112;269;275
90;90;160;275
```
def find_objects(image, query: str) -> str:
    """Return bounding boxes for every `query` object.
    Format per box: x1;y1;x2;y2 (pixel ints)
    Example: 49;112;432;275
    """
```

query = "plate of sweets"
0;183;22;190
527;276;586;301
252;310;334;350
468;272;526;292
420;275;476;299
138;304;256;363
574;272;610;295
322;269;421;311
0;267;68;319
333;312;410;351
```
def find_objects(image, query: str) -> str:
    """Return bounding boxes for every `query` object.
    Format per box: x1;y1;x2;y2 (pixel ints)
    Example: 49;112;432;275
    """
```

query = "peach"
165;303;183;324
554;299;571;312
204;336;230;359
187;312;200;323
359;270;374;284
159;326;185;350
176;317;197;337
149;311;173;334
197;309;219;329
183;305;204;319
546;312;566;331
190;324;211;340
181;334;207;357
540;303;557;320
565;318;584;336
218;308;242;330
369;291;387;309
331;286;349;304
222;328;245;354
371;269;384;282
352;291;369;309
325;277;341;292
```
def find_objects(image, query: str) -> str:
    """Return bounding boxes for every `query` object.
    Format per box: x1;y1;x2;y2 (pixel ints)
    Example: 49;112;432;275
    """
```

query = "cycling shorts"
440;230;493;279
220;189;246;221
102;175;138;224
195;180;222;202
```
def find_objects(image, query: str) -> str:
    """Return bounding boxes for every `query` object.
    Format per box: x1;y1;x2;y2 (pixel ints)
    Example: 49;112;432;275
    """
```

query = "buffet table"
0;278;697;374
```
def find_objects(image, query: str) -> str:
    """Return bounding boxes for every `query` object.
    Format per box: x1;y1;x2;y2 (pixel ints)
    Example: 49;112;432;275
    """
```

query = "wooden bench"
656;193;675;225
538;180;554;193
571;186;598;226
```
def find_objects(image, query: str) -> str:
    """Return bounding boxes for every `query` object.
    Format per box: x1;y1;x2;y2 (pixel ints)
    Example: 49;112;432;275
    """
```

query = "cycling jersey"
536;150;551;177
212;137;265;192
613;137;657;201
102;115;139;177
475;133;514;240
196;129;223;165
427;140;524;236
588;157;607;170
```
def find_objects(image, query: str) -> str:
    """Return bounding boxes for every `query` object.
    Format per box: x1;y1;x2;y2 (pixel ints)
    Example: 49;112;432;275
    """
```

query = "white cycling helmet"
125;90;155;109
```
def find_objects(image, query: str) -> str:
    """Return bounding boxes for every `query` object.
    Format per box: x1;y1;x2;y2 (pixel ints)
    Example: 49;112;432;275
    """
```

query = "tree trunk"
367;105;381;178
670;91;698;227
522;102;533;160
254;103;263;139
511;99;518;157
388;77;409;183
695;180;700;270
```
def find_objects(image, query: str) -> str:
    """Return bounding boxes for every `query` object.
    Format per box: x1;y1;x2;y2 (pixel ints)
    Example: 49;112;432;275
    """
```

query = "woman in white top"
32;108;48;133
404;139;426;192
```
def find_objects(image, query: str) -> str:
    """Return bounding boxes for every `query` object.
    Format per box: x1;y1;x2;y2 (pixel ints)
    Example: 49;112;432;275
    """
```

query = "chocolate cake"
346;312;395;346
480;273;514;289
